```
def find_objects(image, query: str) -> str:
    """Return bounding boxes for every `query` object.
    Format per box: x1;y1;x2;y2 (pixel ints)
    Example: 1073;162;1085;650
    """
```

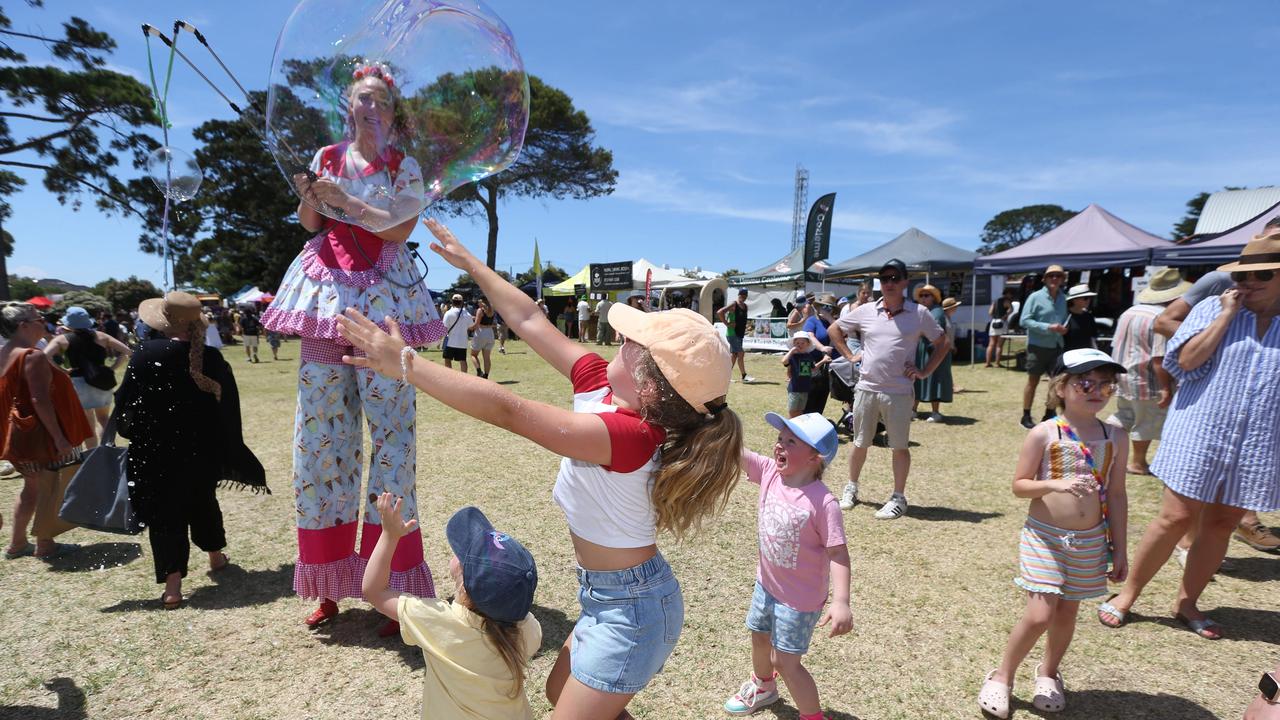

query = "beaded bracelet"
399;345;415;383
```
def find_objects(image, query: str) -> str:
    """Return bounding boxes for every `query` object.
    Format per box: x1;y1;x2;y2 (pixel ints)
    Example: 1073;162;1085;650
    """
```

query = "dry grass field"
1;339;1276;719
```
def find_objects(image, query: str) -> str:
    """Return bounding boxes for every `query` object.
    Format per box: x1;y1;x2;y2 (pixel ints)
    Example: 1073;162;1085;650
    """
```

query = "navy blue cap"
446;507;537;624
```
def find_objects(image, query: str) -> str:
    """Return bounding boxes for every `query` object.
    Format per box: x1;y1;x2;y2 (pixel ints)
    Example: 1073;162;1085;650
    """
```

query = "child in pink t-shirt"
724;412;852;720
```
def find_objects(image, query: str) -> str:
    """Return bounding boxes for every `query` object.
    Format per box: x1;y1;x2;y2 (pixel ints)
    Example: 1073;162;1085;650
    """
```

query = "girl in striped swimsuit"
979;348;1130;718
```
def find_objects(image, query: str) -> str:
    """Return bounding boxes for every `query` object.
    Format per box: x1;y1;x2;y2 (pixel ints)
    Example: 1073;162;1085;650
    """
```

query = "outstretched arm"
363;493;416;620
339;310;613;466
424;219;587;378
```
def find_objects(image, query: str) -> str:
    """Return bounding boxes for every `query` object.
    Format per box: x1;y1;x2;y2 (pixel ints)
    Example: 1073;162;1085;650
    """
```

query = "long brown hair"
633;348;743;540
457;592;528;698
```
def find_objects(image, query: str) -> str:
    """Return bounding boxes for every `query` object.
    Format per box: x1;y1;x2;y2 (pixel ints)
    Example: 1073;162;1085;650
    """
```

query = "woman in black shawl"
114;292;267;609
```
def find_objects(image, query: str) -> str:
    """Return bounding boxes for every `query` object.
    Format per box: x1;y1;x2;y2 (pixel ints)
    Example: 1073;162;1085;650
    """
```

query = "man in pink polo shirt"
828;259;950;519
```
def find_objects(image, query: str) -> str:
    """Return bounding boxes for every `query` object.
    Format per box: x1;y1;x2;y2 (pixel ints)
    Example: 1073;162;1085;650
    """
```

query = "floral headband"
352;63;395;88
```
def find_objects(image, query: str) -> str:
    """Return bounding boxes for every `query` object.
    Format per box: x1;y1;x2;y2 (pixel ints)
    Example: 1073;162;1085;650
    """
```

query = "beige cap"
138;291;208;334
606;303;730;413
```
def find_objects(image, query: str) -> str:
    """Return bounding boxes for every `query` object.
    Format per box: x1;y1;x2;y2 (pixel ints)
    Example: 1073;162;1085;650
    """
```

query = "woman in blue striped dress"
1097;233;1280;639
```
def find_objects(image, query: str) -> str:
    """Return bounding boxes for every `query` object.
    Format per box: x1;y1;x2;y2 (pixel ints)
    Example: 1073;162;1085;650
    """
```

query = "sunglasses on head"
1231;269;1275;282
1069;378;1117;396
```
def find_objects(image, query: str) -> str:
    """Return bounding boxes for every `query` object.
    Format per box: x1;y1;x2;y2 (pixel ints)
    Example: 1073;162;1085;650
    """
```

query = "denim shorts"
745;581;823;656
72;376;114;410
571;553;684;694
727;335;744;354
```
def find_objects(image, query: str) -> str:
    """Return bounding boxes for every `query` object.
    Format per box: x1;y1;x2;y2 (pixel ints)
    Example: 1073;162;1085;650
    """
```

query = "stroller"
828;356;858;437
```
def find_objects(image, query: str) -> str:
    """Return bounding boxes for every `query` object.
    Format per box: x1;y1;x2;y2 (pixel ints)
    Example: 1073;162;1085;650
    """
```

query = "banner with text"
803;193;837;271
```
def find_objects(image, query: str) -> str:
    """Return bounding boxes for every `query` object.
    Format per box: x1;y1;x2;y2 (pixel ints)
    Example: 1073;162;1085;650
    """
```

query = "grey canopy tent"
824;227;977;279
735;247;819;287
975;204;1171;273
1152;200;1279;266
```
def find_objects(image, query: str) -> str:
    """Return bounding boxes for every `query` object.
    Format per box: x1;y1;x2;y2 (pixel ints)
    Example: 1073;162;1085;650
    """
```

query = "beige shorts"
851;389;913;449
242;335;260;348
1109;397;1167;442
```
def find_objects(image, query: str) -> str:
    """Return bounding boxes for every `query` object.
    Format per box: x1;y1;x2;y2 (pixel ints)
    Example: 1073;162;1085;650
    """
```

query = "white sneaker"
0;460;15;477
875;494;908;520
839;482;859;510
742;375;755;384
926;412;944;423
723;677;779;715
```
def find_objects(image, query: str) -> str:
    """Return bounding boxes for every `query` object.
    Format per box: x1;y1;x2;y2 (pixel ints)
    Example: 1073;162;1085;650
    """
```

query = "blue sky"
6;1;1279;288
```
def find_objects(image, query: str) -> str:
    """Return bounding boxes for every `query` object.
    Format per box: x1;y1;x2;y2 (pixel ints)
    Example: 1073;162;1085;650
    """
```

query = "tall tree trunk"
483;184;500;270
0;251;9;301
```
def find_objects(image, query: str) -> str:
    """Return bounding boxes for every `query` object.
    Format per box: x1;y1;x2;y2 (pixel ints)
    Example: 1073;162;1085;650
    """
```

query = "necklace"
1055;416;1113;551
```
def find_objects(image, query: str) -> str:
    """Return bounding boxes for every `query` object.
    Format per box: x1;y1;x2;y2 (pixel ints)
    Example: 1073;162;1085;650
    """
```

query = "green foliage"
977;204;1077;255
0;6;159;227
53;289;110;316
8;275;47;300
513;262;569;288
431;75;617;269
720;268;744;280
152;89;327;294
92;275;162;312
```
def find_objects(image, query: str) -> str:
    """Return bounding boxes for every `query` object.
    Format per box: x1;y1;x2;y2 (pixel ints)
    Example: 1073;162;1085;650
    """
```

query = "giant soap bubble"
146;146;204;202
265;0;529;233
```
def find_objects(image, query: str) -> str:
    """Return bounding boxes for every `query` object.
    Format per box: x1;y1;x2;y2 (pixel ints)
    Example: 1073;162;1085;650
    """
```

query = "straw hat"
138;291;208;334
1136;268;1193;304
1218;230;1280;272
941;297;961;311
913;284;942;304
814;292;838;307
1044;264;1066;276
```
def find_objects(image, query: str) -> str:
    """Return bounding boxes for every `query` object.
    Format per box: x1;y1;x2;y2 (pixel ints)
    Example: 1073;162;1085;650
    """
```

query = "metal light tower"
790;164;809;252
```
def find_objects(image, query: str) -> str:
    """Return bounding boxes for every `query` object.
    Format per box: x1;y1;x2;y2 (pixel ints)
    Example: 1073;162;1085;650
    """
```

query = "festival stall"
825;227;976;280
1152;200;1280;266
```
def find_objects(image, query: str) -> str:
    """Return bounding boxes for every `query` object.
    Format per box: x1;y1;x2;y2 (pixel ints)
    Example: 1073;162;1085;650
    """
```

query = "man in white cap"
441;293;473;373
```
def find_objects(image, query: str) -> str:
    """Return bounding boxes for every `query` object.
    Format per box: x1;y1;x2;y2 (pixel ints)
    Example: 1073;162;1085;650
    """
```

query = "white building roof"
1193;187;1280;235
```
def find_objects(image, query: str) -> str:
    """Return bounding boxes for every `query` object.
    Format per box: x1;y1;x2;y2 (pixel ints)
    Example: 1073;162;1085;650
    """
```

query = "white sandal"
978;670;1011;719
1032;663;1066;712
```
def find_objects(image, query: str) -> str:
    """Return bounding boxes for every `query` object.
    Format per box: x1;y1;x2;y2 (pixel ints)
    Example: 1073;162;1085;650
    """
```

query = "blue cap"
764;411;839;464
61;306;94;330
446;507;537;624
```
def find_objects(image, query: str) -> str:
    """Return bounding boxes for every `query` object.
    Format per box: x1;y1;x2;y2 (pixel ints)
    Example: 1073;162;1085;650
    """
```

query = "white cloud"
832;108;960;156
589;77;765;135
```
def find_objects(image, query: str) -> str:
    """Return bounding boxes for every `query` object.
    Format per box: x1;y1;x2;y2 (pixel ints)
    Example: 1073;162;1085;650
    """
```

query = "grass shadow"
761;700;862;720
0;677;86;719
531;602;573;658
908;505;1002;523
311;606;424;669
44;541;143;573
1047;689;1217;718
495;380;521;386
1126;605;1280;645
1217;556;1280;583
98;563;296;613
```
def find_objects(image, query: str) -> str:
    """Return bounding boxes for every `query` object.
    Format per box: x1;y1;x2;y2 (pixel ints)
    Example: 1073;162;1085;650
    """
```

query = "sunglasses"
1231;270;1275;282
878;274;904;283
1045;273;1066;280
1070;378;1117;396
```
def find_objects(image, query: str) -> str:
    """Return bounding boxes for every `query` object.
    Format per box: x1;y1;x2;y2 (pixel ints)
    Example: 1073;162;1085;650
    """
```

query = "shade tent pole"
970;272;977;366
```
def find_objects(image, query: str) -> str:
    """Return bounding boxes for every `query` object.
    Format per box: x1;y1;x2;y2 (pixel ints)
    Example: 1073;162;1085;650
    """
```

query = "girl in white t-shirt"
339;218;743;720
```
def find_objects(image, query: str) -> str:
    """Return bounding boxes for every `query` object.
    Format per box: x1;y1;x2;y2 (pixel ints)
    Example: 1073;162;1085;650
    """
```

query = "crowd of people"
2;56;1277;720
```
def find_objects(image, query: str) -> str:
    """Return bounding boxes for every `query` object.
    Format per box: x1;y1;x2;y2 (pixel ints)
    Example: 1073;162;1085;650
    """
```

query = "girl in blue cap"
724;412;851;720
364;492;541;719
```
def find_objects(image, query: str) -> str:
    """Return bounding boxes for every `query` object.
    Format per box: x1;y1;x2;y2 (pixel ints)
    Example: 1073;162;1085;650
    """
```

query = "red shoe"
377;620;400;638
305;599;339;628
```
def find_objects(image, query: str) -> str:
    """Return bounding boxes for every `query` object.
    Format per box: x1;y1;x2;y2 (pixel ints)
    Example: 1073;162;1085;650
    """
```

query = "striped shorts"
1014;516;1109;601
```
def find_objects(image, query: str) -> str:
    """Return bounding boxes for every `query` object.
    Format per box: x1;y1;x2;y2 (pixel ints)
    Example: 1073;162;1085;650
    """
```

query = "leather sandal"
161;593;183;610
1175;613;1222;640
1097;594;1127;628
978;670;1011;719
1032;664;1066;712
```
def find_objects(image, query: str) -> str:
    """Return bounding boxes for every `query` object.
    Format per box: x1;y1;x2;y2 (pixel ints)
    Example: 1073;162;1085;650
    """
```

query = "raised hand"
336;308;407;379
375;492;418;539
422;218;479;271
1220;287;1241;315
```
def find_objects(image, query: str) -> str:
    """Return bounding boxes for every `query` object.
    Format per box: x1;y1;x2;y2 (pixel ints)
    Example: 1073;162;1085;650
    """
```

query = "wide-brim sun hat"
765;411;838;464
1066;284;1097;301
1217;230;1280;272
606;303;731;414
1137;268;1193;304
1052;348;1127;377
913;284;942;304
940;297;961;311
791;330;815;345
814;292;838;307
138;291;208;334
61;306;94;330
1044;264;1066;276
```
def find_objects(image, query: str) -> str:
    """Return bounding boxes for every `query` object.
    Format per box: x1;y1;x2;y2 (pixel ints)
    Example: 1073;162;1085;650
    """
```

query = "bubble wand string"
142;24;180;290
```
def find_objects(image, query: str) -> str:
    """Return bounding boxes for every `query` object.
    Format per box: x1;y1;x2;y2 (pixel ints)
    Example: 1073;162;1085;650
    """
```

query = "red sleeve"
599;410;665;473
570;353;610;394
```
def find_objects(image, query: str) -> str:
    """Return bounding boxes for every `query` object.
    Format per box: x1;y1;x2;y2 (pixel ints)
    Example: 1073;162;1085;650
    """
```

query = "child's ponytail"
633;348;744;539
478;615;529;698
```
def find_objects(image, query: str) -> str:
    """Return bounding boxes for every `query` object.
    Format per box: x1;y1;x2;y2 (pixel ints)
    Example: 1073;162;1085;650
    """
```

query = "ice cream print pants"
291;356;434;601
